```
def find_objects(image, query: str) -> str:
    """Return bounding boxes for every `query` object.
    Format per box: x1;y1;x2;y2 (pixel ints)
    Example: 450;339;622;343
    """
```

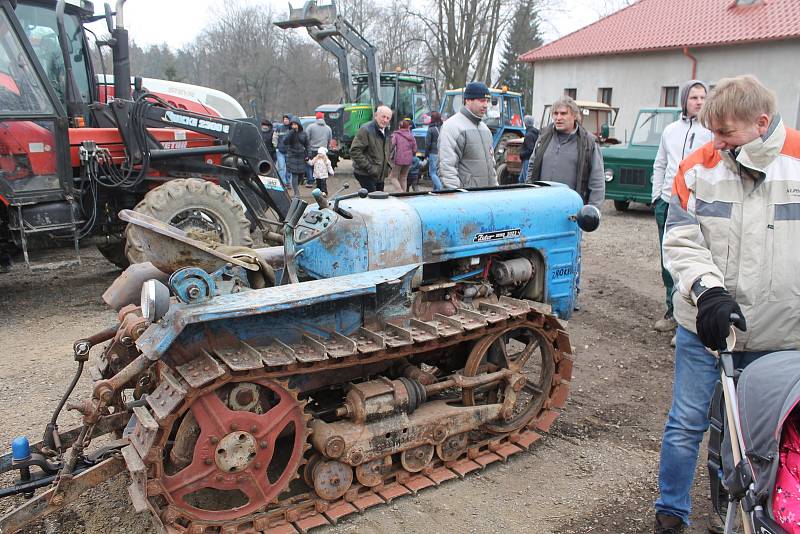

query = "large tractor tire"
494;132;522;165
125;179;253;266
496;163;514;186
96;240;129;270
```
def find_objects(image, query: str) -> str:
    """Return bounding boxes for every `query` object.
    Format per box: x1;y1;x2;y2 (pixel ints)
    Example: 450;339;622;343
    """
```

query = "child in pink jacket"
310;147;334;194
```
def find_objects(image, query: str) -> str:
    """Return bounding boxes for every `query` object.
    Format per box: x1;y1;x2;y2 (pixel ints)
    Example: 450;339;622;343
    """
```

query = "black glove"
695;287;747;351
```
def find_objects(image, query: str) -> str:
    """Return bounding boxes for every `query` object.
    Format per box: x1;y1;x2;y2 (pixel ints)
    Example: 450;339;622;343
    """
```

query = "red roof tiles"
519;0;800;63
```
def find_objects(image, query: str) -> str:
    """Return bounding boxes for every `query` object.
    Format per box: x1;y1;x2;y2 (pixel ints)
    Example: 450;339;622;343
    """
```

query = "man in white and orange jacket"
654;75;800;533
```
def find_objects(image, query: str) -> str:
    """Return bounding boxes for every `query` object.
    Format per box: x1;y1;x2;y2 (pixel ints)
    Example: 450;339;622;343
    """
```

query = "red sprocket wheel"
151;378;308;524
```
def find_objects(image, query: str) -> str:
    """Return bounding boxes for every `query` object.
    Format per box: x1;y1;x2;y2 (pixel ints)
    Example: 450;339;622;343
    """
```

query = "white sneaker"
670;334;676;347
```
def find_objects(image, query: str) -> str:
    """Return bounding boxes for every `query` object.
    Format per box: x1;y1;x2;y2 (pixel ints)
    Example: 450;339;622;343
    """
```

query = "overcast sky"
88;0;609;51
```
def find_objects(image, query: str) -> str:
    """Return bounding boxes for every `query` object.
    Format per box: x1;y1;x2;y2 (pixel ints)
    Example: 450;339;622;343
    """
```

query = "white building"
520;0;800;139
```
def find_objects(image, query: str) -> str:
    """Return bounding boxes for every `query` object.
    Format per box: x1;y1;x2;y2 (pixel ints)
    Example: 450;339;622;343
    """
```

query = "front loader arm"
99;95;291;223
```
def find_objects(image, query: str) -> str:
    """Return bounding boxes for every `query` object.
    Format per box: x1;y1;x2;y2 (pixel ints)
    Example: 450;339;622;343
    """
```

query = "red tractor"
0;0;290;271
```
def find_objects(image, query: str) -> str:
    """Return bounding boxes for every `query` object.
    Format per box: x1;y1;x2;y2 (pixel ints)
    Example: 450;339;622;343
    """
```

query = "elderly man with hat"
438;81;498;189
304;111;333;187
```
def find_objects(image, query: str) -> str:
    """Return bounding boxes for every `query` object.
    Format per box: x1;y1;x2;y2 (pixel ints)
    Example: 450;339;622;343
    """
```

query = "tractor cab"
13;0;95;125
352;72;435;128
0;0;76;264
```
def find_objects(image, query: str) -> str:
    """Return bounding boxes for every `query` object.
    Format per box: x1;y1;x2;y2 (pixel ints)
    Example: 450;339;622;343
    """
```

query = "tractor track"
129;301;572;534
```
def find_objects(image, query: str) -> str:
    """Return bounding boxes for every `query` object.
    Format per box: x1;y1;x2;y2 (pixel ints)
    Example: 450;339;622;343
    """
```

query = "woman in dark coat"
284;115;308;196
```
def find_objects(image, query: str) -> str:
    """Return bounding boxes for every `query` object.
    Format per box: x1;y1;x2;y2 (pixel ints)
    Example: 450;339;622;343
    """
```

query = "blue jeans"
276;151;287;185
305;163;315;185
519;158;530;183
428;154;443;191
656;326;769;524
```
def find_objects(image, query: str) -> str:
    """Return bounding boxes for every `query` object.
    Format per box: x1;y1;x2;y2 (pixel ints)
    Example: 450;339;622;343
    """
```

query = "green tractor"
319;72;435;158
276;1;435;158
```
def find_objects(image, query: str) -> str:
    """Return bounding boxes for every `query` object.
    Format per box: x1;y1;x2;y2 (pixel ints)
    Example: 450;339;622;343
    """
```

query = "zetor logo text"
473;228;521;243
162;111;230;134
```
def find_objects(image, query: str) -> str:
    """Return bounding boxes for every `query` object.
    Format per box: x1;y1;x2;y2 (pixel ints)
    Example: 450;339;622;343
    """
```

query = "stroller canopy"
734;350;800;501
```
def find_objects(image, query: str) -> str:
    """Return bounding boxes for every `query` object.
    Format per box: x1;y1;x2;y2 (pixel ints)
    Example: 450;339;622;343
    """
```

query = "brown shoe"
707;512;724;534
654;513;685;534
655;314;678;332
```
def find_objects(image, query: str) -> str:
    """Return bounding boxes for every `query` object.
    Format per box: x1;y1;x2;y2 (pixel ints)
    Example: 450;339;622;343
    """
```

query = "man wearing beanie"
651;80;712;339
305;111;333;187
438;81;498;188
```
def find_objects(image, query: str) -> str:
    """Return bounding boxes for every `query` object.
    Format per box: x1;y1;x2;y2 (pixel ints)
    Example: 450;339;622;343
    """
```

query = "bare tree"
175;1;341;117
410;0;512;88
593;0;636;18
371;0;429;73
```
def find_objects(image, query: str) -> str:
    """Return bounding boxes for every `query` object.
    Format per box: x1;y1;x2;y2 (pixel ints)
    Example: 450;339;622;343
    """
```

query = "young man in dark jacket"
518;115;539;183
260;119;277;162
350;105;393;192
424;111;443;190
274;115;292;186
284;115;308;197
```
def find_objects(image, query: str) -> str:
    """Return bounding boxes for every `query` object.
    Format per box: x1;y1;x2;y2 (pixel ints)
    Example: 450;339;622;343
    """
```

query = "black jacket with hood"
284;115;309;174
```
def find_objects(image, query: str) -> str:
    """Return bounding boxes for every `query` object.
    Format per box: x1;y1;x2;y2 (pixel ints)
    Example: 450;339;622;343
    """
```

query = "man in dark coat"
274;115;292;185
350;105;393;192
424;111;443;190
518;115;539;183
260;119;277;162
284;115;308;197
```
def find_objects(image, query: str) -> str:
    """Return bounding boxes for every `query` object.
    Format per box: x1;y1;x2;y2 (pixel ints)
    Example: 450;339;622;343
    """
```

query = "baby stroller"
708;348;800;534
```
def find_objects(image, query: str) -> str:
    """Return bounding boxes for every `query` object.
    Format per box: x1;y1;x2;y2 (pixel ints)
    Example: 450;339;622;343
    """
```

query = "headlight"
141;279;171;323
604;169;614;182
576;205;601;232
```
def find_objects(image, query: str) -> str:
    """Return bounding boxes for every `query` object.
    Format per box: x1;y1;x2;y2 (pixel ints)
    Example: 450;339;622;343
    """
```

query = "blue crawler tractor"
0;183;599;533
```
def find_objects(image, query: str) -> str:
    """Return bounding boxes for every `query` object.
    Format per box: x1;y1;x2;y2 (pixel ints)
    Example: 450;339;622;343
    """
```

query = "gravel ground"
0;164;719;533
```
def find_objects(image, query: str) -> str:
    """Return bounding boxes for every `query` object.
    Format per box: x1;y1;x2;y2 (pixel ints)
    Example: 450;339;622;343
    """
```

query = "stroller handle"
717;313;741;355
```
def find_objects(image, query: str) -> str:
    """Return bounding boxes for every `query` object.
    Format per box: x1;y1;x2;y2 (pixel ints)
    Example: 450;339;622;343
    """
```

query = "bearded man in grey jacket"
438;82;498;189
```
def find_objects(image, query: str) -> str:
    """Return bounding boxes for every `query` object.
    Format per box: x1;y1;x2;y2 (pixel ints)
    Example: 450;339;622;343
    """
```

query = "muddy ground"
0;167;719;533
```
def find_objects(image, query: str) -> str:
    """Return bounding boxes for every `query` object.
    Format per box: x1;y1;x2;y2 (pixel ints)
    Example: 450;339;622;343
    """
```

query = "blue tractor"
0;185;598;533
413;87;527;165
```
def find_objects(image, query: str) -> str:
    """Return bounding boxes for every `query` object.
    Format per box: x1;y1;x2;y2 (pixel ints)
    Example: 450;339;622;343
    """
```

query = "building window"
564;88;577;99
598;87;612;105
662;86;679;107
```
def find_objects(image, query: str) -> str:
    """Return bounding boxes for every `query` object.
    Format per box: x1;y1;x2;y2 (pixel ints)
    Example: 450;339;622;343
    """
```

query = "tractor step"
11;202;82;271
28;259;81;273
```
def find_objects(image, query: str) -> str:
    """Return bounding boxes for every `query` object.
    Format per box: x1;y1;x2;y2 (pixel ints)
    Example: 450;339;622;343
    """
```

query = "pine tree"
496;0;542;112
